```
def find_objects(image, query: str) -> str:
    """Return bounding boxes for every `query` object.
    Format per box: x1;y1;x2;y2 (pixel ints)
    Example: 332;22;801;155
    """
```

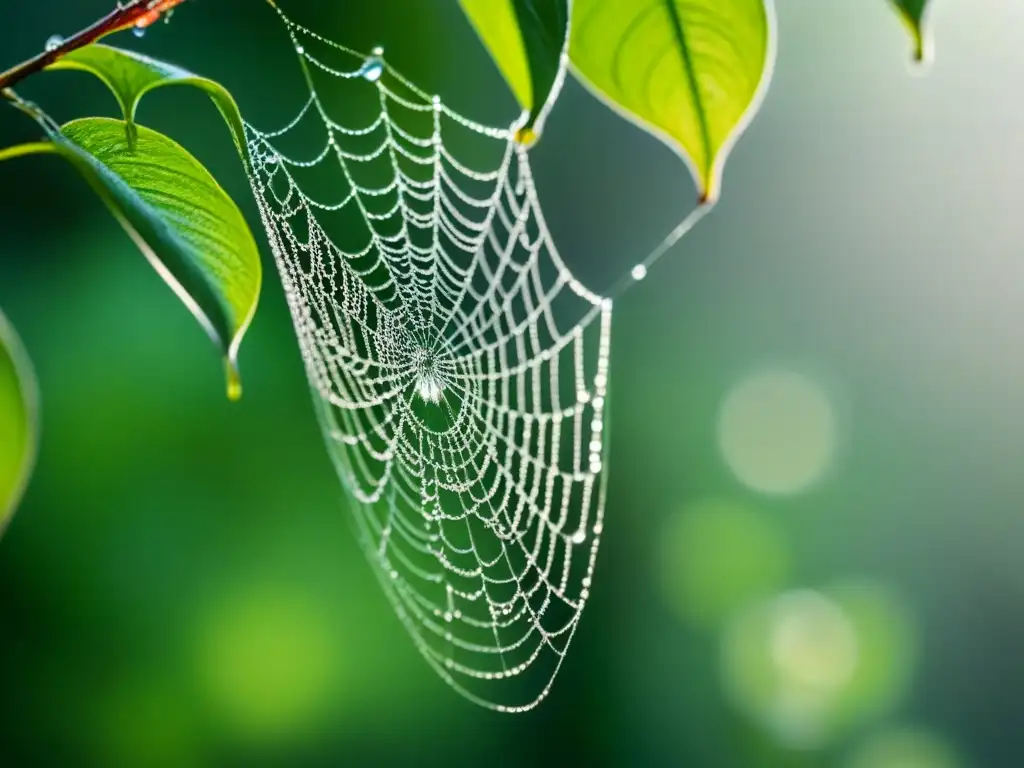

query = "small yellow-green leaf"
570;0;775;203
48;44;248;165
0;308;38;536
889;0;932;62
459;0;569;143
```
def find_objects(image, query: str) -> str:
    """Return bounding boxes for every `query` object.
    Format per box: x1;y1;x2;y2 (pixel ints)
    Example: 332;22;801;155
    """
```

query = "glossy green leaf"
889;0;932;62
0;119;261;399
47;44;248;165
570;0;775;203
0;308;38;536
61;118;260;398
459;0;569;144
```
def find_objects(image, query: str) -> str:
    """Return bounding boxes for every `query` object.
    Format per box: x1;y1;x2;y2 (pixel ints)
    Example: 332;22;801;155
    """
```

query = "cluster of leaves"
0;2;261;531
0;0;933;535
461;0;933;201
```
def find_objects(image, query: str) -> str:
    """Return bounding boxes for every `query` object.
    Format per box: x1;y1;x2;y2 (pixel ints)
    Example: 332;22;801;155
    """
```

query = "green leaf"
0;119;261;399
889;0;931;62
47;44;248;165
570;0;775;203
62;118;260;398
0;308;38;537
459;0;569;144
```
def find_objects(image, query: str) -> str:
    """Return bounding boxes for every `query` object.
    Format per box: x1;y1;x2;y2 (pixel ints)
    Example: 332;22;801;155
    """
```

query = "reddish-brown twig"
0;0;187;92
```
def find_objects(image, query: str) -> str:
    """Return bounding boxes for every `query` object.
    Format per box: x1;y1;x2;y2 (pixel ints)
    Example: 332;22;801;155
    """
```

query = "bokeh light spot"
770;590;858;693
718;369;837;496
659;498;791;626
721;582;915;750
196;586;343;743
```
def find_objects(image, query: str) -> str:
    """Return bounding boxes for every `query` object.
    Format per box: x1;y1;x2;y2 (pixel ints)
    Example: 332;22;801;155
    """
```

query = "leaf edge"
0;307;39;539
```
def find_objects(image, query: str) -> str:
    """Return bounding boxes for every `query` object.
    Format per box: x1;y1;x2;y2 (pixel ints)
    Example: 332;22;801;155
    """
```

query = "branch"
0;0;187;91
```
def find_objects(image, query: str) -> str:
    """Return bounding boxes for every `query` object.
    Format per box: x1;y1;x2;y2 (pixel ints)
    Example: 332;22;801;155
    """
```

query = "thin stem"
0;0;187;92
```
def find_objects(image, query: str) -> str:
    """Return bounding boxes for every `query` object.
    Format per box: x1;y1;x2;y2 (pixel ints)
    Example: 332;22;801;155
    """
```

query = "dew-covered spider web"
244;6;611;712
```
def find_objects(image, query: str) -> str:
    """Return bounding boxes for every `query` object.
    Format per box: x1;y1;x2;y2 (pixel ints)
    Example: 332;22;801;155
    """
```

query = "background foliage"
0;0;1020;766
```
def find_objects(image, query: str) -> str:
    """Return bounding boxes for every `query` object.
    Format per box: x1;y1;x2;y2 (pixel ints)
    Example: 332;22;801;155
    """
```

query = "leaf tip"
125;121;139;151
910;33;934;68
225;358;243;402
697;174;721;207
891;3;934;68
514;124;539;148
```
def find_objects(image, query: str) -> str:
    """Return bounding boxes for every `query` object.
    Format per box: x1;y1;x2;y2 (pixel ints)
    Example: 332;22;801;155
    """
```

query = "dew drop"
133;25;146;38
45;35;63;52
359;57;384;83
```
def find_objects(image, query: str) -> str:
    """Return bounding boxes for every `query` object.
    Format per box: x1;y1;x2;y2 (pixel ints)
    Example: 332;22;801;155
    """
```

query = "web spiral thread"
244;8;612;712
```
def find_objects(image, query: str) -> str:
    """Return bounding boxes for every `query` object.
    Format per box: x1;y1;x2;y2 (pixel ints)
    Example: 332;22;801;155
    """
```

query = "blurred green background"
0;0;1020;765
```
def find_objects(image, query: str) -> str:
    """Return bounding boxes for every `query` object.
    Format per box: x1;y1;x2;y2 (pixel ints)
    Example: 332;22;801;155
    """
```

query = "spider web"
244;8;612;712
